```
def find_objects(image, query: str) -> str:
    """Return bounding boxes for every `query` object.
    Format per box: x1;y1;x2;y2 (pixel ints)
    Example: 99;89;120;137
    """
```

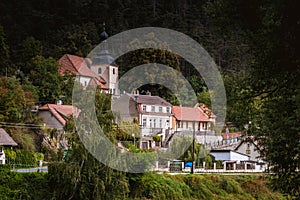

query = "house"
210;149;251;170
38;103;79;149
197;103;216;124
210;136;267;171
0;128;18;164
210;149;250;161
38;103;79;131
172;105;213;133
172;105;221;145
234;136;266;170
112;93;173;149
58;29;119;95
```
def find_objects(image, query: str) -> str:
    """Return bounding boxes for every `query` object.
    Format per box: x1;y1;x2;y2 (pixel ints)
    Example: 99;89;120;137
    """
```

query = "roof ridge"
66;54;79;73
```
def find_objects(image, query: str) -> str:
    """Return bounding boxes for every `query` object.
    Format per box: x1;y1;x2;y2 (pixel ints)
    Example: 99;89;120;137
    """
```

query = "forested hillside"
0;0;299;198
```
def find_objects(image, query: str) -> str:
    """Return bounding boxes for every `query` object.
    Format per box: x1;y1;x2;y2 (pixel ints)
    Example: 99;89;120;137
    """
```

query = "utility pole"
191;121;195;174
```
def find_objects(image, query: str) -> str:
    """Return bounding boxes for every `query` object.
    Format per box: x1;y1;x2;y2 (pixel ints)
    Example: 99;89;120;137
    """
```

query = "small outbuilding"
0;128;18;164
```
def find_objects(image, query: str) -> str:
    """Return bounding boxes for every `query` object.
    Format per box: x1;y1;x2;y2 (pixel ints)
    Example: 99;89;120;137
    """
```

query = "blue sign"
185;162;192;168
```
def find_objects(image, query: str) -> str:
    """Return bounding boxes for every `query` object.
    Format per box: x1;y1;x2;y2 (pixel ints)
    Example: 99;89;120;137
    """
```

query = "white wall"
235;142;261;161
0;146;5;164
210;151;249;161
77;76;92;87
230;151;249;161
140;104;172;137
210;152;231;161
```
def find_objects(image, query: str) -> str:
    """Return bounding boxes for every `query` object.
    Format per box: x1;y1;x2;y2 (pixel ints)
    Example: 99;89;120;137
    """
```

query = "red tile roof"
221;132;243;140
0;128;17;146
58;54;108;90
197;103;216;118
39;104;80;126
172;106;211;122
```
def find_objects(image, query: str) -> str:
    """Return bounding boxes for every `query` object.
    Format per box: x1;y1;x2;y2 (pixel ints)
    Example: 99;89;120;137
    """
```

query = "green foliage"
0;25;12;77
0;166;50;199
25;56;62;104
153;135;161;142
128;174;285;200
129;173;192;200
0;77;35;122
5;149;44;166
18;36;43;70
117;120;140;141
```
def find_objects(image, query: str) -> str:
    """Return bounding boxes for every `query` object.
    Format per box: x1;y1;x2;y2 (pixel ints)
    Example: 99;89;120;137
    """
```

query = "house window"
98;68;102;74
159;119;162;128
246;143;251;154
0;146;2;153
186;121;188;129
150;119;153;128
151;106;155;112
166;107;170;113
113;68;115;74
142;105;146;111
159;107;162;112
84;81;87;86
153;119;156;128
143;118;147;127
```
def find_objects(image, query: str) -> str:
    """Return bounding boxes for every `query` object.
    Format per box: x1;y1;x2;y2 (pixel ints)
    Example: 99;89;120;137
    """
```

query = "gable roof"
38;104;79;126
128;94;172;107
0;128;17;146
58;54;108;89
172;106;211;122
234;136;263;152
197;103;216;118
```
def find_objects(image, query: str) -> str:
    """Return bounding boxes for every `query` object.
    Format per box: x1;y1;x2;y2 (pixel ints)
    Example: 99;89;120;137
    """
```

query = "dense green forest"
0;0;299;198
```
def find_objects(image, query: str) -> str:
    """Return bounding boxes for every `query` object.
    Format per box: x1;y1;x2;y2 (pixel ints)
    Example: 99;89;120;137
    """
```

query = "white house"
0;128;18;164
112;93;173;149
234;136;266;170
210;149;250;162
210;149;251;170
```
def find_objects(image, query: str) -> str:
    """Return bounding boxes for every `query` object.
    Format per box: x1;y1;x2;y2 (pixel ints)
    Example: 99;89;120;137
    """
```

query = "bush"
5;149;44;166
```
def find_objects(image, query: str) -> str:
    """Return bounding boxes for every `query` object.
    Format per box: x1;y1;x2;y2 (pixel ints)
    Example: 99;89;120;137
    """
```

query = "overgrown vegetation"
0;166;286;200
